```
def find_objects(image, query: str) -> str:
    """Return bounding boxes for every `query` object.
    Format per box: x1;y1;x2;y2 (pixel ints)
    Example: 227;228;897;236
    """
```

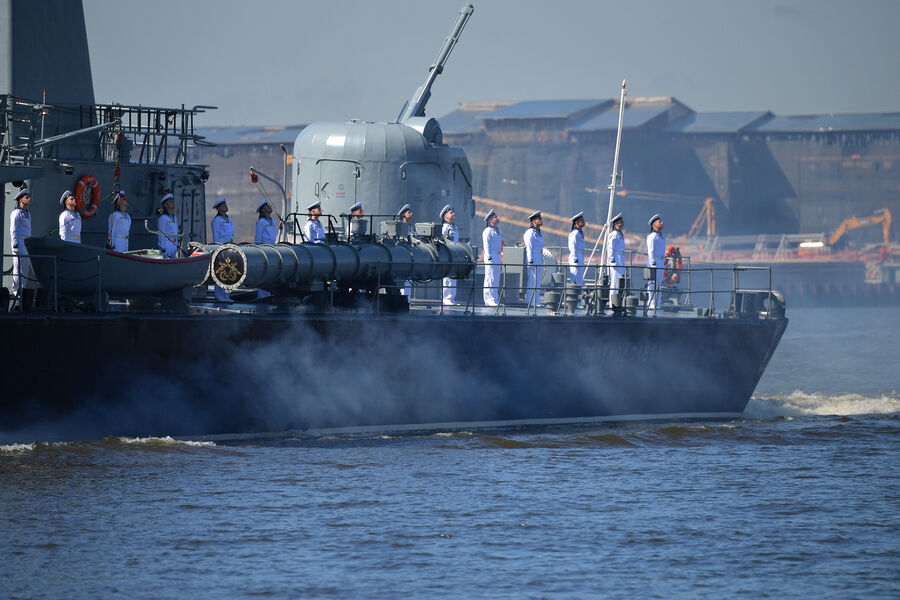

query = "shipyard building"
191;98;899;246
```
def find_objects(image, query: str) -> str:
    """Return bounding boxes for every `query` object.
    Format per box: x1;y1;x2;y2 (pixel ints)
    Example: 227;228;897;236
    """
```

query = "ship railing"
92;102;217;165
0;94;44;166
390;258;781;319
1;253;60;313
1;95;216;165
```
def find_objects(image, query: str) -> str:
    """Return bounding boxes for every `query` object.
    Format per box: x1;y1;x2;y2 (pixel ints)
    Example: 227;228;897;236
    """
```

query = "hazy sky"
83;0;900;127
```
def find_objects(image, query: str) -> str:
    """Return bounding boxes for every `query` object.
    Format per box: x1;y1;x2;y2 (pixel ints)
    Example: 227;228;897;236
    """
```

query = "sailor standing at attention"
211;197;234;302
524;210;544;307
440;204;458;306
157;193;179;258
482;208;502;306
347;202;363;240
398;204;414;297
646;214;666;316
9;188;33;300
568;211;586;286
58;190;82;243
107;191;132;252
606;213;626;301
255;199;278;299
255;199;277;245
304;200;326;243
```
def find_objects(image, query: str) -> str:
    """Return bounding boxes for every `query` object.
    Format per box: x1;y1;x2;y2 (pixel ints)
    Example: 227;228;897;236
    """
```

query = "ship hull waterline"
0;313;787;440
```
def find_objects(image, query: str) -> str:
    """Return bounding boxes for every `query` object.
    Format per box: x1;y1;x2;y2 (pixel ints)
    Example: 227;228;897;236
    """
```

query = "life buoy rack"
663;245;683;286
74;174;100;218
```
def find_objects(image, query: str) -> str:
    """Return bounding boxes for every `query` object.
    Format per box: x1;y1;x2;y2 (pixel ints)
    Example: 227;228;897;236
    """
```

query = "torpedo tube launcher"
210;222;473;299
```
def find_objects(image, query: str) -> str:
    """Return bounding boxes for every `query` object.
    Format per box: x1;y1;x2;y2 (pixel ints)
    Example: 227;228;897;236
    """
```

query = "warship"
1;2;787;442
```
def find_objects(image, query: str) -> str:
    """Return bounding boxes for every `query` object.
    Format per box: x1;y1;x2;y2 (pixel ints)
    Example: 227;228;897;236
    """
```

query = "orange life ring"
663;245;683;286
74;174;100;218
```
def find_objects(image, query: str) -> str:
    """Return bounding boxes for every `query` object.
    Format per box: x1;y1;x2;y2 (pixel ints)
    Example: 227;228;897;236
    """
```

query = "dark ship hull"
0;312;787;441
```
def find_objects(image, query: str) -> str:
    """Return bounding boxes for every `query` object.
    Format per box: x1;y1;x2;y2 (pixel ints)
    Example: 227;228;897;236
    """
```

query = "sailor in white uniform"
646;213;666;315
254;199;278;299
58;190;82;243
524;210;545;308
157;192;179;258
304;200;326;243
606;213;626;301
482;208;502;306
398;204;414;297
440;204;458;305
9;188;33;299
347;201;363;240
107;191;132;252
211;197;235;302
568;211;586;286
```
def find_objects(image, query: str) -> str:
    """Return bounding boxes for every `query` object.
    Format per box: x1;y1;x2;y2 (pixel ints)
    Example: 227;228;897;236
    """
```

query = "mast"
587;80;626;269
600;80;627;266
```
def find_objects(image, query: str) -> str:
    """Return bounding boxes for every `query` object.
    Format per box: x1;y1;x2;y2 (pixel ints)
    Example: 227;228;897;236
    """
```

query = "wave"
745;391;900;419
106;435;216;448
0;436;215;454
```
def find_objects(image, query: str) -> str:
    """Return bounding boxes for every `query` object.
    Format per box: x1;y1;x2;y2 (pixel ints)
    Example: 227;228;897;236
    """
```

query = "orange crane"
686;197;716;238
828;208;892;247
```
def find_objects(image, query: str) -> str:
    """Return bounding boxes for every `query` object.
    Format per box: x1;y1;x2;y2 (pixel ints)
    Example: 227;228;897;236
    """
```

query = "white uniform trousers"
442;278;456;305
483;263;501;306
11;247;33;296
608;265;626;302
525;265;543;307
569;256;584;286
647;267;663;314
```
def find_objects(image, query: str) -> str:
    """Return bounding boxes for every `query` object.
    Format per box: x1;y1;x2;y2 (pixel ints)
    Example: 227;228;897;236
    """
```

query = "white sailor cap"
14;188;30;202
484;208;496;223
257;199;270;213
159;192;174;206
349;202;363;212
648;213;662;229
528;210;542;221
440;204;453;219
59;190;74;206
610;212;623;224
397;203;411;217
571;211;584;222
213;197;227;209
307;200;321;211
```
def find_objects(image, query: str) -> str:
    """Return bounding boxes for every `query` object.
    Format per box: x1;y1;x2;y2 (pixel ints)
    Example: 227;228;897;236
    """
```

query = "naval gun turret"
290;4;476;241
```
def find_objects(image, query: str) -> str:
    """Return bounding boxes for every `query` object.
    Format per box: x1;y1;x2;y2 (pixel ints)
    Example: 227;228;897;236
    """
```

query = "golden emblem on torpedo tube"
213;247;244;286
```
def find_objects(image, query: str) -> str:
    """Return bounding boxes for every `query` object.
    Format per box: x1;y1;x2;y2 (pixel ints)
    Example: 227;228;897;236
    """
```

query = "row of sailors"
7;188;135;296
10;186;665;308
7;188;277;302
490;209;665;312
298;199;667;311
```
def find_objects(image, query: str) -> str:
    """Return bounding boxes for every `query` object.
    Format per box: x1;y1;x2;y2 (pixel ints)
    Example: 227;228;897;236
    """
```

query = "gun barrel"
399;3;474;123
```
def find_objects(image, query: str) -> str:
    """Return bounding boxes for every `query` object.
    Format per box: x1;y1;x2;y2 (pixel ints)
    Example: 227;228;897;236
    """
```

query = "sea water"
2;307;898;599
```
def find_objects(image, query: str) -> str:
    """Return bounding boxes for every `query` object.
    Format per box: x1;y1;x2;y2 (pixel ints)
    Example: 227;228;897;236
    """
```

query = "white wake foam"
0;442;37;453
113;436;216;448
745;391;900;419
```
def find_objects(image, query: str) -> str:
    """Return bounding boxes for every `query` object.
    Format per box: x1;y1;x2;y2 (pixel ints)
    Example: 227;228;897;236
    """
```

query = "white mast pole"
600;80;627;266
